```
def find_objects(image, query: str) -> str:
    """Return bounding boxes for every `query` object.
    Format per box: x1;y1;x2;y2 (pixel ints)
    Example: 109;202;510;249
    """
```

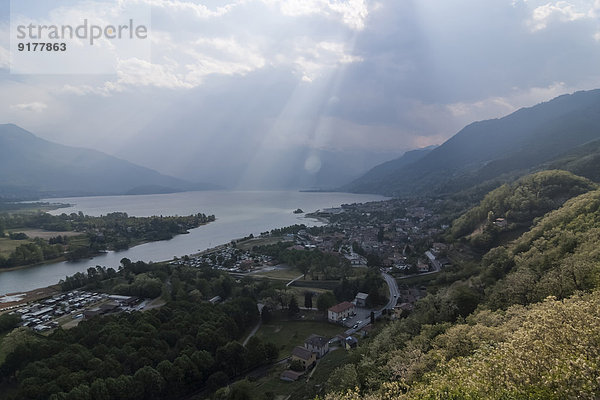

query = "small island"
293;208;304;214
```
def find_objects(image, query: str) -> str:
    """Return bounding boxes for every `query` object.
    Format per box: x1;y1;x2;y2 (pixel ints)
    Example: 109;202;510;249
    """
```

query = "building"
417;261;430;273
354;292;369;307
280;370;304;382
304;334;329;358
328;301;355;323
425;251;441;270
291;346;316;370
344;336;358;350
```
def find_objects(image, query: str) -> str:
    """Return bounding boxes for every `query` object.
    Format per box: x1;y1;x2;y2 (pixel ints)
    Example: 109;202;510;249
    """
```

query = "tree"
216;342;248;377
288;296;300;315
304;291;314;309
317;292;337;312
290;359;304;372
326;364;358;393
261;306;272;324
134;366;165;400
228;379;254;400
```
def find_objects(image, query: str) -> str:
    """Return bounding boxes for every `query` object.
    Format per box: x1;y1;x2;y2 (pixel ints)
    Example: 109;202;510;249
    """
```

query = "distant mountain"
0;124;216;199
344;89;600;196
541;138;600;183
339;146;435;194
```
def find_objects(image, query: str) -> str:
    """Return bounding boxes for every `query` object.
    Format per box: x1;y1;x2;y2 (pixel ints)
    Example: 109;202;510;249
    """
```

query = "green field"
255;317;344;357
251;266;304;281
0;238;31;257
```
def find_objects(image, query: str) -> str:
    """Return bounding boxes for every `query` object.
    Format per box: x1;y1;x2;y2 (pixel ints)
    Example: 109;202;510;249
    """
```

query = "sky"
1;0;600;188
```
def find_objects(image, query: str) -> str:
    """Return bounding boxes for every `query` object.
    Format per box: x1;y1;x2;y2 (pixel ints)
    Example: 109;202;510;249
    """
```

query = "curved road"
344;272;399;335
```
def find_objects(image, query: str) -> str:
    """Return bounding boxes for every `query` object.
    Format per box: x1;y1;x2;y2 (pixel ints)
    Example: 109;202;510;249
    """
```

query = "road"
380;272;400;310
286;274;305;287
242;320;262;346
343;271;399;335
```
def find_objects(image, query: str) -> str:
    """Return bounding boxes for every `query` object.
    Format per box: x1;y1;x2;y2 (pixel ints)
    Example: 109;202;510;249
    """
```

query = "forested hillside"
449;170;597;249
324;173;600;400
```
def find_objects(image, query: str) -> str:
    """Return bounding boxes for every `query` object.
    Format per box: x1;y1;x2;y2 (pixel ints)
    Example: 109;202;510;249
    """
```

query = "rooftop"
305;334;328;348
328;301;355;314
292;346;313;361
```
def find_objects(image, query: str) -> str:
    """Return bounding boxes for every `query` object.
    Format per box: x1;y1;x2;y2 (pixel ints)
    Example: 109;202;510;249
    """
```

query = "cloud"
293;40;363;82
262;0;368;30
143;0;239;19
527;1;588;31
1;0;600;188
10;102;48;112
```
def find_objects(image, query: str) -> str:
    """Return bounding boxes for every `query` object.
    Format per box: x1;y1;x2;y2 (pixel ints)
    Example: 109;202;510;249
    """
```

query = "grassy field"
255;316;344;357
251;266;303;281
0;238;31;257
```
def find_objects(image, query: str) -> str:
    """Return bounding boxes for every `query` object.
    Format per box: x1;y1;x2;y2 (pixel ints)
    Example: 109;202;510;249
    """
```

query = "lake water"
0;190;386;295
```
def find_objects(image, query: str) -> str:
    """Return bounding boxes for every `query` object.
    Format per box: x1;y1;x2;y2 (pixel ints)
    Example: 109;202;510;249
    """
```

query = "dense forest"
0;261;279;400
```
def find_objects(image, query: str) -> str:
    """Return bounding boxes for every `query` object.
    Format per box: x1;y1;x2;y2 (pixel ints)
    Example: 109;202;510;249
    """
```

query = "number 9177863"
17;42;67;51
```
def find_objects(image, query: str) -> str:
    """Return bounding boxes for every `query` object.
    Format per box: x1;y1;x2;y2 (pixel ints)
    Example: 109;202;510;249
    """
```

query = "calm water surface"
0;191;386;295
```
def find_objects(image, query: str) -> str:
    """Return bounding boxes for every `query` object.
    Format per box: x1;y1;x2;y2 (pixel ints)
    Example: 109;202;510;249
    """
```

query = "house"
432;243;448;254
425;251;441;270
280;370;304;382
417;261;429;273
328;301;355;323
344;336;358;350
354;292;369;307
291;346;316;370
304;334;329;358
208;296;222;305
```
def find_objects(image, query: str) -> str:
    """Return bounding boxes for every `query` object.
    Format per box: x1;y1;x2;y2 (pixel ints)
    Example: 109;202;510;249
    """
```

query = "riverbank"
0;285;61;313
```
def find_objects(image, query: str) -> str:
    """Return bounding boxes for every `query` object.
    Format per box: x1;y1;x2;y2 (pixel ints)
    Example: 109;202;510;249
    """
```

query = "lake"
0;190;386;295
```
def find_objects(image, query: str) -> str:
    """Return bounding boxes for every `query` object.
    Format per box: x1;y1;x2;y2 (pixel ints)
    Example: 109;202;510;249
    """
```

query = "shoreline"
0;222;211;275
0;206;346;301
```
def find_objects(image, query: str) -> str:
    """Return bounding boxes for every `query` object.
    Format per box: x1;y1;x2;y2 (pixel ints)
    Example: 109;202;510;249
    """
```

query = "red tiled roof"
328;301;355;314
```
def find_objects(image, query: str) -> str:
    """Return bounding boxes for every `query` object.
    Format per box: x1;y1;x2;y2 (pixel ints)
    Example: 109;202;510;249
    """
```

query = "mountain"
0;124;216;199
541;138;600;183
344;89;600;196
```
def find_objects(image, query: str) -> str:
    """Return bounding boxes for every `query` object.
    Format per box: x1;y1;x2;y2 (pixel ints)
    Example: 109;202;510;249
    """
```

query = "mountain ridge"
344;89;600;196
0;124;217;199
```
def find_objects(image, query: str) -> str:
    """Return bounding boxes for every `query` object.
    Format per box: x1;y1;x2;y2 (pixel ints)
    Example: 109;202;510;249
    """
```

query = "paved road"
286;274;305;287
343;272;399;335
373;272;399;319
242;320;262;346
